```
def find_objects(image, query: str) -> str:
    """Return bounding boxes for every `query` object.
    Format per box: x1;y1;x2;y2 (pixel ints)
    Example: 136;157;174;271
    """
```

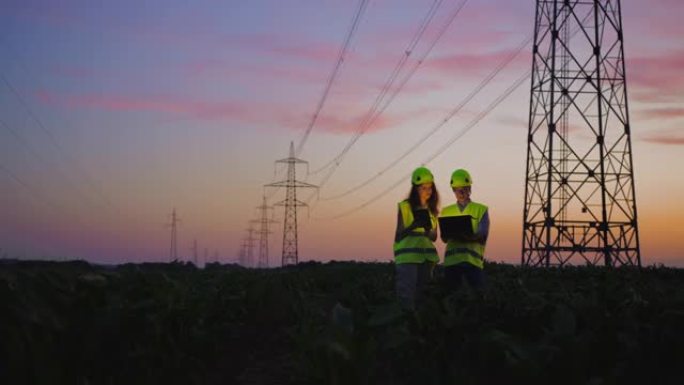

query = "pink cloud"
34;90;273;123
425;49;529;77
220;34;352;63
641;134;684;146
636;107;684;120
279;104;434;135
186;59;327;85
497;115;528;128
32;88;426;135
628;51;684;102
271;43;344;63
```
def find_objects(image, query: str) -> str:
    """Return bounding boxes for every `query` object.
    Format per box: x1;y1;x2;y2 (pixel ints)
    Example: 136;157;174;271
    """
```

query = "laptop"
438;215;473;240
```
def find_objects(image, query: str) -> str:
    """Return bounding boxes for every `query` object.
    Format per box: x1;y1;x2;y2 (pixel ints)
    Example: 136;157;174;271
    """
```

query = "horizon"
1;0;683;267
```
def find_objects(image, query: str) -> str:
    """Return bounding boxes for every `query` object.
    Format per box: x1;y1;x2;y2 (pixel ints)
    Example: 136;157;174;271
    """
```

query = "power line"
312;9;595;218
311;0;456;174
265;0;369;203
309;0;470;179
295;0;370;156
0;117;109;210
0;73;116;213
0;162;65;214
320;34;533;201
317;69;530;220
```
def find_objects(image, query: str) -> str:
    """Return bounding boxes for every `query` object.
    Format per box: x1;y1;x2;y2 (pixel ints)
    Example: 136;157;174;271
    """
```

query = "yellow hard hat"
450;169;472;188
411;167;434;185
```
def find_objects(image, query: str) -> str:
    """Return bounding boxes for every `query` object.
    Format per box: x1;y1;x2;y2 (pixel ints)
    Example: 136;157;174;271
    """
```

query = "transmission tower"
522;0;640;267
253;196;278;268
238;242;247;266
266;142;318;266
167;208;181;262
191;239;198;266
243;225;257;267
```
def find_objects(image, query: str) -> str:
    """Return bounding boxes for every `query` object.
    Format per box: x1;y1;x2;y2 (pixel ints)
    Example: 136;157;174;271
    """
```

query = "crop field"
1;260;683;385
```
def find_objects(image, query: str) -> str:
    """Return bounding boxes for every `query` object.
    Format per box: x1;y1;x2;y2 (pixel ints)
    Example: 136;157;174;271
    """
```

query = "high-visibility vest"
440;201;488;269
393;200;439;264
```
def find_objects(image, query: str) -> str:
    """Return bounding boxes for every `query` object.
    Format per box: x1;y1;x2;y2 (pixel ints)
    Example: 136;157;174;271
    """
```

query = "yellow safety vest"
393;200;439;264
440;201;488;269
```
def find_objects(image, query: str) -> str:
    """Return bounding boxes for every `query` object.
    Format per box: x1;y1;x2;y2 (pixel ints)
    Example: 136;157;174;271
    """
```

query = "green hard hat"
450;169;472;188
411;167;434;185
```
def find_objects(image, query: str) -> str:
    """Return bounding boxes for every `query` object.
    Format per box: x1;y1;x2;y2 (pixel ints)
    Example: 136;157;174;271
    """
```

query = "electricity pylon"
243;225;257;267
238;242;247;266
191;239;198;266
253;196;278;268
522;0;640;267
167;208;180;262
266;142;318;266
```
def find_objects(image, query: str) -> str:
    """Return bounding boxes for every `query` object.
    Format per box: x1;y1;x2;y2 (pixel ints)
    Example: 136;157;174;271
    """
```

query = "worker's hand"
406;221;420;231
412;217;430;230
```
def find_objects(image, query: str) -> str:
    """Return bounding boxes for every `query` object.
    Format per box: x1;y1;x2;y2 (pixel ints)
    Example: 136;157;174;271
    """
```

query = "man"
439;169;489;289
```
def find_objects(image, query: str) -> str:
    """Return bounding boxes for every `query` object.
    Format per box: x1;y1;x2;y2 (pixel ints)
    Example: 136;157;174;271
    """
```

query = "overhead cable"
1;73;116;212
295;0;370;156
309;0;470;190
317;69;530;220
309;0;454;176
320;34;533;201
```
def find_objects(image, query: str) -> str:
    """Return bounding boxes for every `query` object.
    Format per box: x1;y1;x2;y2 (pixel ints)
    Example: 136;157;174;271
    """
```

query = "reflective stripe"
440;202;488;269
394;200;439;264
445;248;483;260
394;247;438;256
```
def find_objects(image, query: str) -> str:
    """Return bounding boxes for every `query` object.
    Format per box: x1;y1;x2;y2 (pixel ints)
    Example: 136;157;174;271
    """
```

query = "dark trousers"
395;262;433;310
445;263;484;290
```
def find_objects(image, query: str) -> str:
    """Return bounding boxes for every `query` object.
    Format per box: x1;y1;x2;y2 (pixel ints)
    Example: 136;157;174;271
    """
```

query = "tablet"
411;208;432;230
438;215;473;239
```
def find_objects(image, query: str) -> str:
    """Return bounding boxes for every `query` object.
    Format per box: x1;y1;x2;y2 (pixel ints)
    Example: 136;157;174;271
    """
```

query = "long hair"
407;182;440;216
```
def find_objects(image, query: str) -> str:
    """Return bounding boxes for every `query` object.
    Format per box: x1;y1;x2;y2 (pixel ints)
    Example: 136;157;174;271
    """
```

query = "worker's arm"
426;226;437;242
395;210;415;242
394;209;429;243
457;210;489;244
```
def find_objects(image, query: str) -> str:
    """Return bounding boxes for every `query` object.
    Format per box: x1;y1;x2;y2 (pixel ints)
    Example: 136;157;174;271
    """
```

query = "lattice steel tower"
522;0;640;267
253;196;278;268
243;225;256;267
168;208;180;262
266;142;317;266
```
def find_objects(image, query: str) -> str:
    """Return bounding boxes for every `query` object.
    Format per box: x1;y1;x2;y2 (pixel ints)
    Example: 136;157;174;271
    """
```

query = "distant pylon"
191;239;198;266
167;208;181;262
522;0;641;267
243;225;257;267
253;196;278;268
238;242;247;266
266;142;318;266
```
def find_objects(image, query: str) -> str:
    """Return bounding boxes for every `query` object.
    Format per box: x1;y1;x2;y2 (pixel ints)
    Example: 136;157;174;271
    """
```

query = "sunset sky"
1;0;683;267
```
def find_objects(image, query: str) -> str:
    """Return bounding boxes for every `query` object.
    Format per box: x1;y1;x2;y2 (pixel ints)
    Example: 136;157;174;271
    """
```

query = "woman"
393;166;440;310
